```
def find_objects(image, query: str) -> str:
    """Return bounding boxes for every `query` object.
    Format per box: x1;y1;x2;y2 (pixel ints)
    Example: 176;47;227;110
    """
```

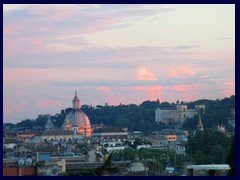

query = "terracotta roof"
17;131;38;135
66;162;104;170
41;130;74;136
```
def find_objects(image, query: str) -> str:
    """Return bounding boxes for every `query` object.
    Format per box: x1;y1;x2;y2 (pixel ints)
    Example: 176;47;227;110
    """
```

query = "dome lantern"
72;91;80;109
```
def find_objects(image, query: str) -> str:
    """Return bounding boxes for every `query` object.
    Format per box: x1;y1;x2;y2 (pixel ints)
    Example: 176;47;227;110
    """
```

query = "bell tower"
197;113;204;131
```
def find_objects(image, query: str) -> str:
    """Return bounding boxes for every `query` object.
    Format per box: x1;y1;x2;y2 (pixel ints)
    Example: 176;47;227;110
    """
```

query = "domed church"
62;92;93;137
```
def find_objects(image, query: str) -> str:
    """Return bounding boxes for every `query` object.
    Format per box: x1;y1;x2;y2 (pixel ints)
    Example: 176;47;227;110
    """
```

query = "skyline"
3;4;235;123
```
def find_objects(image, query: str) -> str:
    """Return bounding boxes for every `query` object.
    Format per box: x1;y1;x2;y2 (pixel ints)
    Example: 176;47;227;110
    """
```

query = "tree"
161;101;172;107
132;138;143;149
186;129;231;165
226;135;235;176
111;148;135;161
207;144;224;164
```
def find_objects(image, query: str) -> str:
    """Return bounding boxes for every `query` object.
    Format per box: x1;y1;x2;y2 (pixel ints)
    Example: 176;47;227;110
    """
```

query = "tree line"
5;95;235;133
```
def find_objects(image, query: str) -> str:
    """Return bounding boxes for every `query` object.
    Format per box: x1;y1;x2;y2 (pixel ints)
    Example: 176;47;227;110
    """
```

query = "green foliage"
226;135;235;176
111;147;136;161
183;96;235;131
186;129;232;164
132;138;143;149
10;96;234;133
76;142;88;150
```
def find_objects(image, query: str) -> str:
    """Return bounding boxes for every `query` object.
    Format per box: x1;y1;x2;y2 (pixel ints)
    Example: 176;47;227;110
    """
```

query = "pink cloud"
132;86;163;102
4;36;48;56
90;99;99;106
106;95;128;106
170;69;178;77
200;75;209;78
224;90;235;97
136;67;157;81
173;85;187;92
4;107;14;115
3;26;12;35
3;24;23;35
14;100;29;112
179;67;196;76
51;6;78;20
222;81;235;90
147;91;163;101
36;99;62;109
222;81;235;97
4;99;29;113
225;81;234;87
31;39;46;49
4;68;88;83
132;86;162;91
169;66;196;77
97;86;111;91
103;17;123;25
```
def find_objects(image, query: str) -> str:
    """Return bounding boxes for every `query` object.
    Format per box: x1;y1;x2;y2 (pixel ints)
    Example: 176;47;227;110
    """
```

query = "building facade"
155;104;205;124
41;130;82;142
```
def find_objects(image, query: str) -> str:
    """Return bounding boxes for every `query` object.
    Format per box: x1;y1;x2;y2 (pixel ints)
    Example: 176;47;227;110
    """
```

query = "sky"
3;4;235;123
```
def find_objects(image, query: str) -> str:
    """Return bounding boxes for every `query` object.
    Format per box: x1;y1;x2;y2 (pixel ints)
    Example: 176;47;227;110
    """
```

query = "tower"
72;91;80;109
155;108;161;123
197;113;204;131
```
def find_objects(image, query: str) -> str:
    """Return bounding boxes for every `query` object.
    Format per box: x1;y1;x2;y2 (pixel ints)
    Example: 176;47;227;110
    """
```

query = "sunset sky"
3;4;235;123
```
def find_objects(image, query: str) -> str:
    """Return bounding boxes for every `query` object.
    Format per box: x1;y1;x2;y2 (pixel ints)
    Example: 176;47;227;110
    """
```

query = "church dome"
67;110;91;128
62;92;92;137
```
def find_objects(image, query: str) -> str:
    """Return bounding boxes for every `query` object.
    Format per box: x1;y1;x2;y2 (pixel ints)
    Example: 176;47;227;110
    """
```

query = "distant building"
195;105;205;113
62;92;93;137
37;159;66;176
92;131;128;141
155;104;205;124
217;125;225;134
45;116;54;131
187;164;230;176
148;129;187;154
193;113;204;136
99;141;127;154
228;108;235;128
197;113;204;131
17;131;38;139
41;130;82;142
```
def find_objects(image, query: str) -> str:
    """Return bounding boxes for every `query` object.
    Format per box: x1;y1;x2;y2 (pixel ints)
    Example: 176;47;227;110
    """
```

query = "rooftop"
187;164;230;170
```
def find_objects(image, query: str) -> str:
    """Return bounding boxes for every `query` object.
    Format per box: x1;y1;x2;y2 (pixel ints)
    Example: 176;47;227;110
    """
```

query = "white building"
100;141;127;153
155;104;205;124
